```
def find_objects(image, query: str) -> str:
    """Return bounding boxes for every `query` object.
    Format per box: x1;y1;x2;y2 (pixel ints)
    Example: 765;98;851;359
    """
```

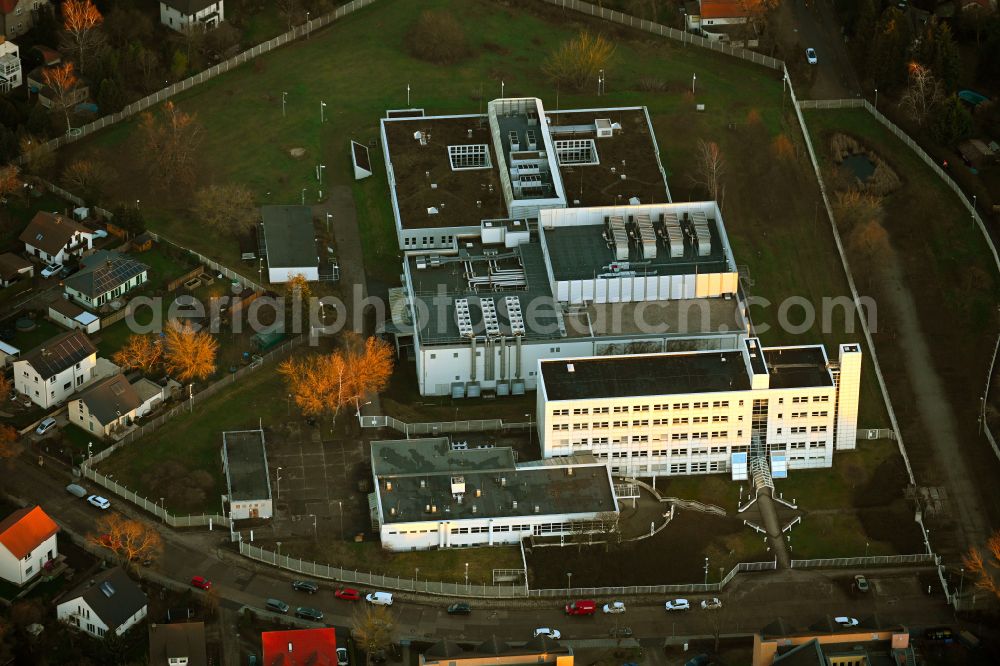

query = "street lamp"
465;562;469;586
692;73;697;95
136;199;140;210
286;393;292;415
874;87;878;110
704;557;709;585
525;413;532;446
276;466;283;500
972;195;977;226
959;567;965;604
337;500;343;540
415;567;419;582
305;11;311;39
320;101;327;123
309;514;317;540
865;541;870;557
277;541;282;565
282;91;287;117
301;188;307;205
566;572;572;589
407;83;410;106
318;164;326;184
501;80;505;98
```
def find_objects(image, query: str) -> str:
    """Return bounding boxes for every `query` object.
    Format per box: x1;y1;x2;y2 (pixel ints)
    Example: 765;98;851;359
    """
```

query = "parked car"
265;598;290;614
533;627;561;639
806;47;818;65
365;592;393;606
834;616;859;627
665;598;691;611
609;626;634;638
701;597;723;610
447;603;472;615
292;580;319;594
65;483;87;498
86;495;111;510
190;575;212;590
35;417;57;435
335;588;361;601
41;262;61;278
602;601;626;614
295;606;323;621
337;647;349;666
564;599;596;615
854;574;869;593
684;655;711;666
58;265;77;278
92;229;108;238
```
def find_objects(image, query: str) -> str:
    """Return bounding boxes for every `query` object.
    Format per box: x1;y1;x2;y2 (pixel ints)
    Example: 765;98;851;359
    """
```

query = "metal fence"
541;0;782;71
790;554;936;569
360;415;531;436
144;230;266;293
15;0;378;163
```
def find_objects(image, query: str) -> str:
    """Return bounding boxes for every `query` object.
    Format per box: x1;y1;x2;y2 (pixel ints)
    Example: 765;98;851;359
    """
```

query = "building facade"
69;374;162;440
536;339;862;477
13;329;97;409
0;1;51;39
57;567;148;639
0;37;21;91
19;211;93;266
63;251;149;310
0;506;58;586
222;429;273;520
159;0;224;33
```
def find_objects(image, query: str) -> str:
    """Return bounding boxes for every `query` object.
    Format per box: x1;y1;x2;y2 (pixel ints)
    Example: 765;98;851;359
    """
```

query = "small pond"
841;153;876;182
15;317;36;332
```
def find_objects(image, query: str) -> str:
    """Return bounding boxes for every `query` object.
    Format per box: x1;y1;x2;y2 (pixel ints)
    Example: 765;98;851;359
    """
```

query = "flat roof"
373;438;616;524
260;206;318;270
548;108;669;206
542;215;731;281
541;351;751;400
222;430;271;503
382;115;506;230
406;239;564;344
564;298;744;338
764;346;833;389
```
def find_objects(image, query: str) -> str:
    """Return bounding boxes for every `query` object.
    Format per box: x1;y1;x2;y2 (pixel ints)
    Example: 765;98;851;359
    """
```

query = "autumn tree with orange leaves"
140;101;204;191
42;63;79;133
89;513;163;569
0;164;25;205
963;530;1000;600
62;0;105;73
279;333;393;427
164;320;218;383
113;334;163;374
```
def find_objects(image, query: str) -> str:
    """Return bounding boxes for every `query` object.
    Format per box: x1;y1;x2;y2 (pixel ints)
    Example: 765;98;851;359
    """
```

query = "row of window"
404;235;454;247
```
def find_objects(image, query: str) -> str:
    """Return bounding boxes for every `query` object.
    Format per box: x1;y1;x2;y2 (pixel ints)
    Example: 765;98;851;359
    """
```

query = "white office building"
370;437;618;551
536;338;862;478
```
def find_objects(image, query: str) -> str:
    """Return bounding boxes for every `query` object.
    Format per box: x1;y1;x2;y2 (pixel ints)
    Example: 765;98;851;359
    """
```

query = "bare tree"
62;159;116;204
139;101;203;191
61;0;105;73
192;183;257;236
691;139;726;206
277;0;302;30
42;63;80;133
899;62;942;126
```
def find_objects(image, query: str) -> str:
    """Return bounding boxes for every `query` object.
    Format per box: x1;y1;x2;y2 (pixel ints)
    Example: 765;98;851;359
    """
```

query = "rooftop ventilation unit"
635;212;657;260
659;212;685;258
526;129;538;150
691;210;711;256
595;118;613;138
455;298;474;337
479;298;501;337
504;296;525;336
607;215;629;261
508;130;520;152
451;476;466;495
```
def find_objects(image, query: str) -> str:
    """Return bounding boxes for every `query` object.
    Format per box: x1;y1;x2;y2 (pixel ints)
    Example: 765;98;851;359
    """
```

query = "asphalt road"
773;0;861;99
4;448;958;655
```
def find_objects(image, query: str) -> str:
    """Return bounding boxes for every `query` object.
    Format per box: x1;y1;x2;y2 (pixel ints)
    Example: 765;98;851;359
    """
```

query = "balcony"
0;54;20;78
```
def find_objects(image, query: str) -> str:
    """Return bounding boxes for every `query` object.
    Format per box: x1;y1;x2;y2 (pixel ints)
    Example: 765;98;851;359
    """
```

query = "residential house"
0;251;32;286
159;1;224;33
0;36;21;92
0;1;52;39
13;329;97;409
149;621;207;666
753;619;915;665
0;505;59;586
69;374;164;440
56;566;148;639
63;250;149;310
48;297;100;334
261;629;337;666
685;0;749;31
19;211;94;266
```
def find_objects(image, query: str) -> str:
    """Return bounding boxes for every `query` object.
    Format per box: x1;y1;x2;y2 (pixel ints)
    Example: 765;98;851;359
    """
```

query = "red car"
190;576;212;590
334;588;360;601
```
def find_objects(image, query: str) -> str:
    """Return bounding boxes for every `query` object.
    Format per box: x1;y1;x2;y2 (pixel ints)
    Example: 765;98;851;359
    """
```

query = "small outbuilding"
259;205;319;284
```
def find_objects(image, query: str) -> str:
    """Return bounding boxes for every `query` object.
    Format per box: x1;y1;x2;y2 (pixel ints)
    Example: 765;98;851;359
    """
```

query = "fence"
17;0;379;163
360;414;532;437
166;265;210;293
541;0;782;71
790;553;936;569
145;231;266;293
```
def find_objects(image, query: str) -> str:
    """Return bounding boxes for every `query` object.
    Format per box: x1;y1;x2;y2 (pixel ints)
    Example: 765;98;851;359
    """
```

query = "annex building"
536;338;861;477
381;97;749;397
370;437;617;551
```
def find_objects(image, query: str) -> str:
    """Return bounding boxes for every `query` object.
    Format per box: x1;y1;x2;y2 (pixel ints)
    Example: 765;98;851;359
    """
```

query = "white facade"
537;341;862;477
0;38;21;92
48;302;101;334
0;533;56;586
13;349;97;409
23;229;93;266
57;596;147;639
65;268;147;309
159;1;224;33
267;265;319;285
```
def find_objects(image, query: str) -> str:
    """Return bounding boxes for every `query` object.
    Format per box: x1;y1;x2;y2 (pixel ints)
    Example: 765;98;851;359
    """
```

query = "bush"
407;10;470;65
543;30;616;91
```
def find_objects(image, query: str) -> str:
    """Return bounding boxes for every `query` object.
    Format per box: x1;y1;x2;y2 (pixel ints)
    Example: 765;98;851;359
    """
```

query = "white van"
365;591;393;606
66;484;87;498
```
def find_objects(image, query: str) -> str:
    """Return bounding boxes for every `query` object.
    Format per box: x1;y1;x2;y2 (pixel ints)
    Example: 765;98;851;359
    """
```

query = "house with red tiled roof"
0;505;59;586
262;628;337;666
0;1;53;39
686;0;750;31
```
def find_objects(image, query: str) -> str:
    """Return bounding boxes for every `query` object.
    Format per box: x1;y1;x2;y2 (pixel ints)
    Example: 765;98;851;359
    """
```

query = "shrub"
543;30;615;91
407;10;469;65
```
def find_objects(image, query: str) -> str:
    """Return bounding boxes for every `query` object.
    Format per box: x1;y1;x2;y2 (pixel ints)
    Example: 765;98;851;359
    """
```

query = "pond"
841;153;876;183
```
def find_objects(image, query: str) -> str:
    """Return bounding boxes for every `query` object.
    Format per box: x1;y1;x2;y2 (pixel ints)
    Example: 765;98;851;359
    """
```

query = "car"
92;229;108;238
335;588;361;601
603;601;626;614
834;616;860;627
533;627;561;639
86;495;111;510
609;626;634;638
41;262;61;278
190;575;212;590
700;597;723;610
564;599;596;615
292;580;319;594
923;627;954;642
265;598;289;614
35;417;57;435
684;655;711;666
365;591;393;606
65;483;87;498
337;647;349;666
295;606;324;621
854;574;869;593
806;48;818;65
447;602;472;615
665;598;691;611
58;265;77;278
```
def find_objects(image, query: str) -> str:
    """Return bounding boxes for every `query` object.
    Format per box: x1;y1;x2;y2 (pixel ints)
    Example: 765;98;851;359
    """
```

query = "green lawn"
10;318;64;352
788;512;900;560
135;245;200;292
